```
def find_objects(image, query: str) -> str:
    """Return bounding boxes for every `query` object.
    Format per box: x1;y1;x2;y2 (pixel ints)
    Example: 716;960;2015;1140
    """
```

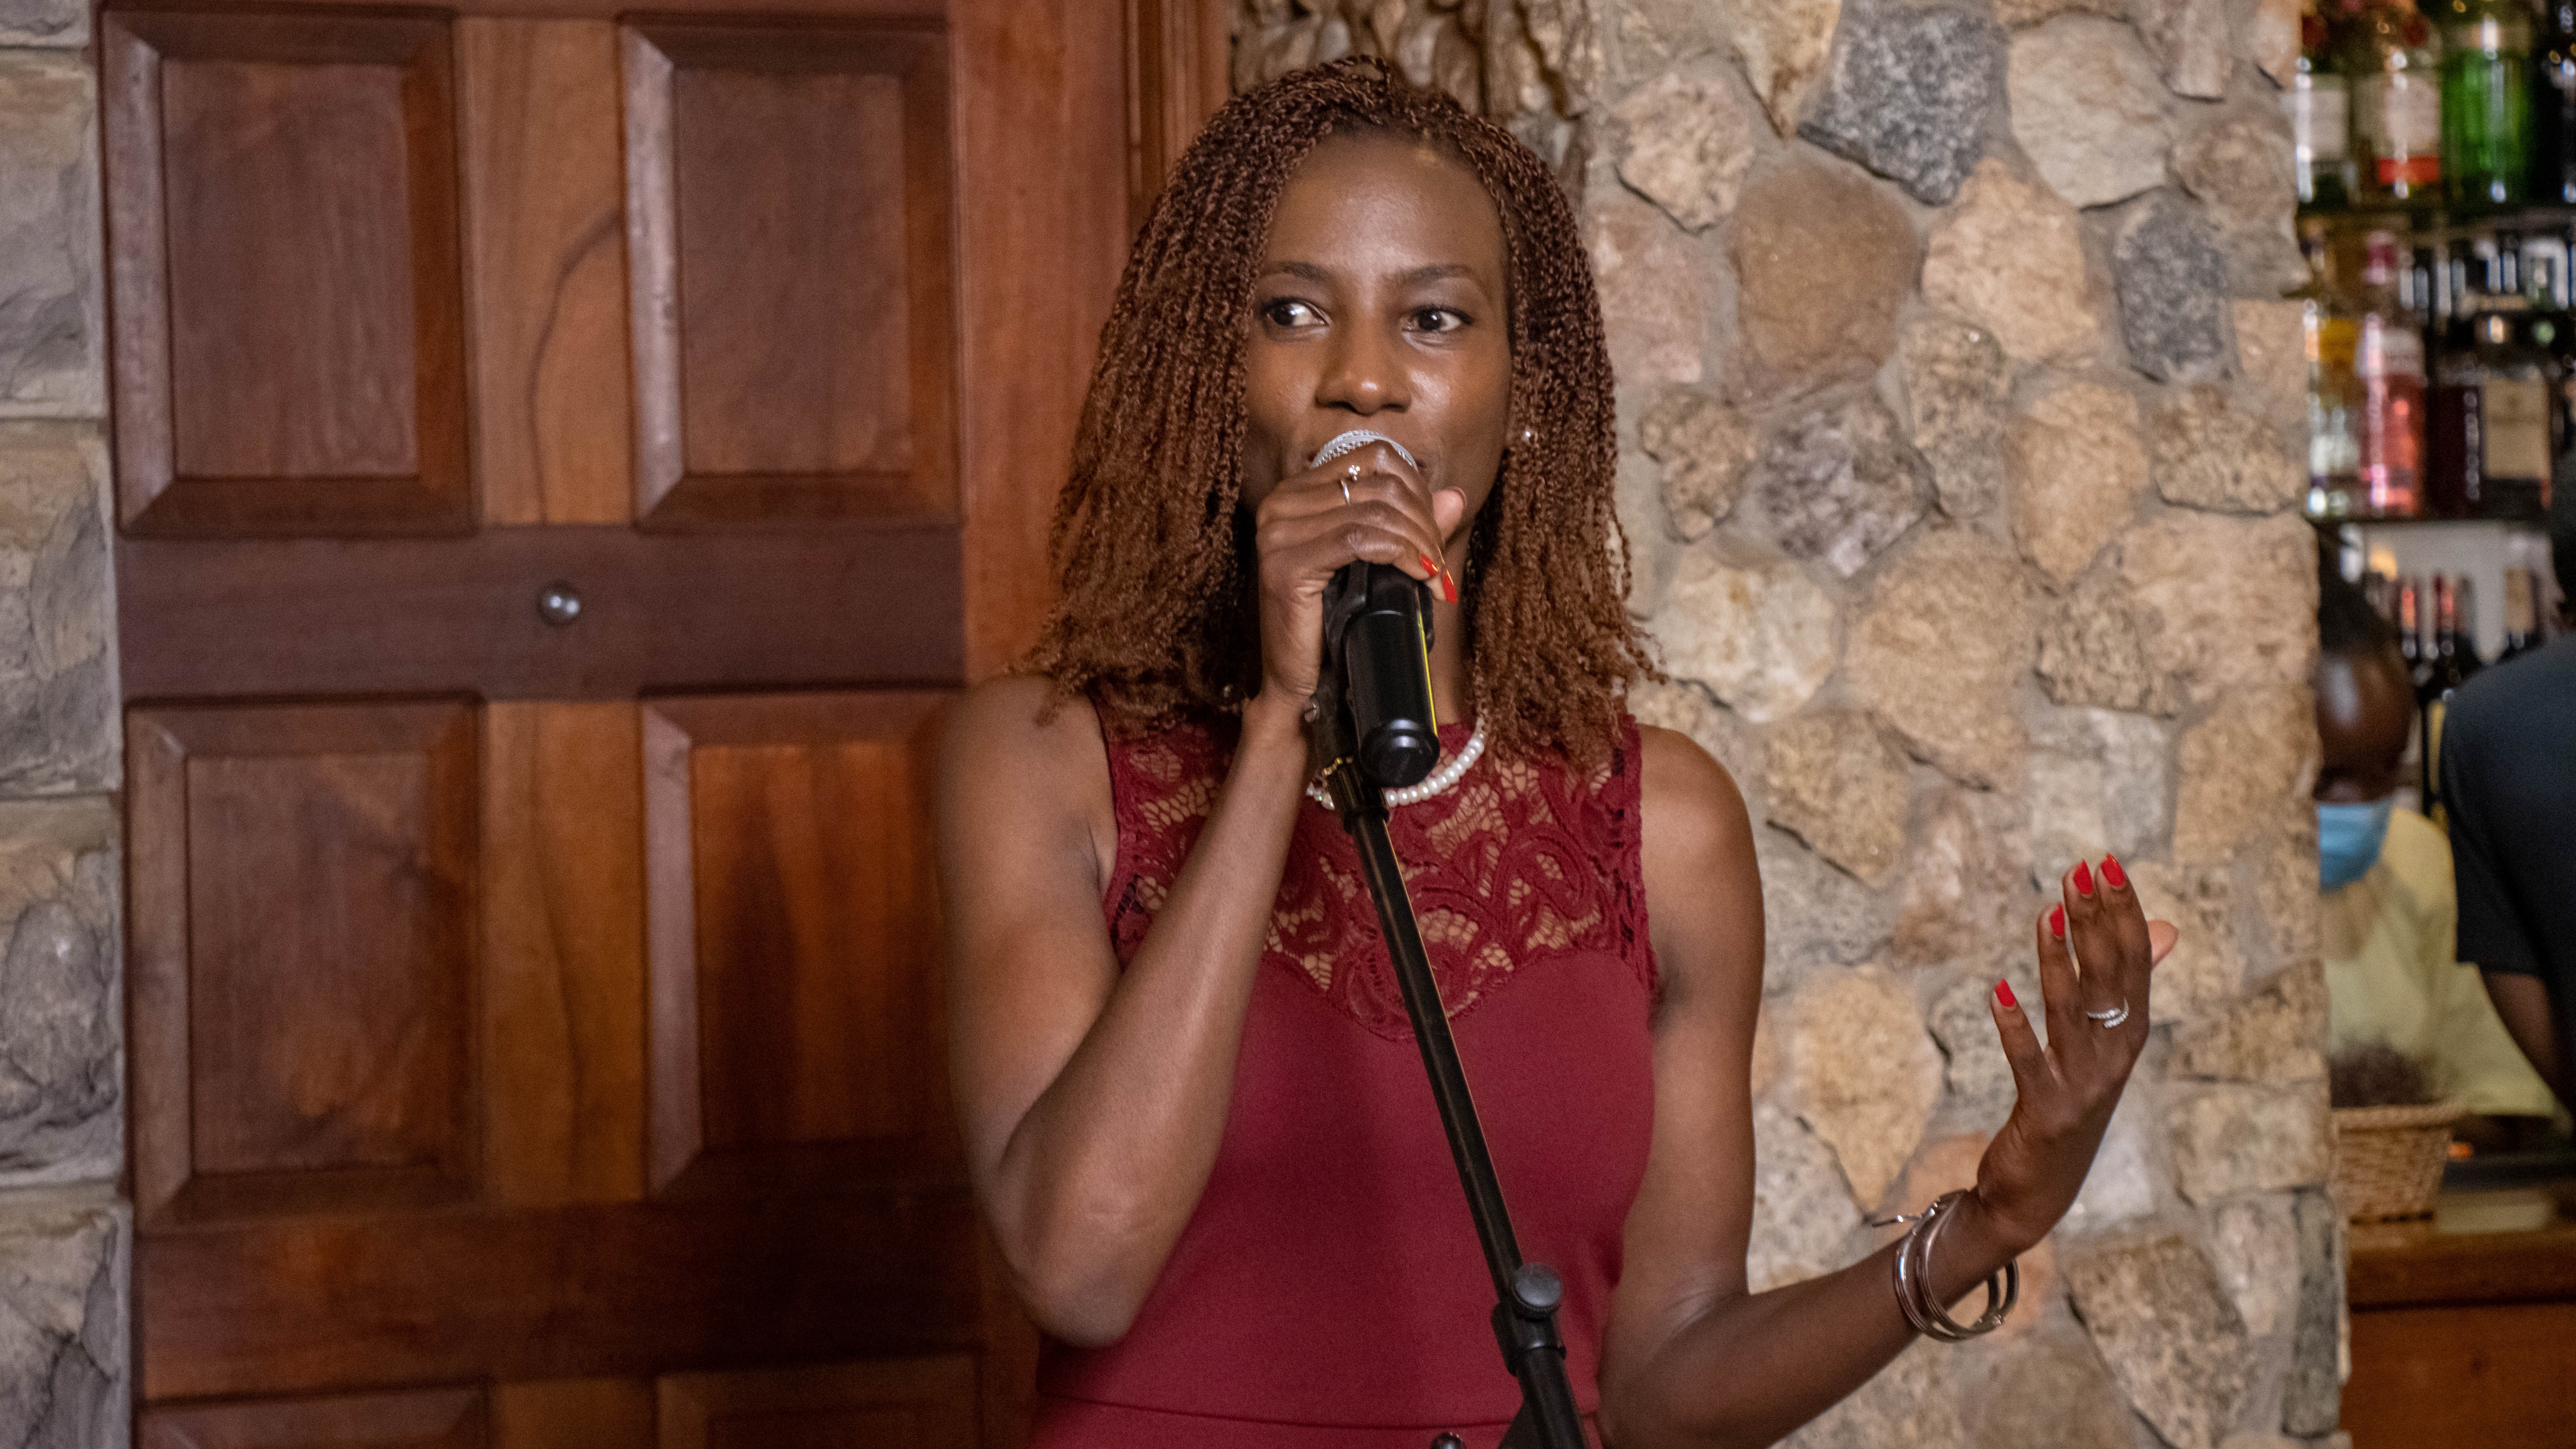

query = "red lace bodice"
1033;710;1660;1449
1101;714;1658;1034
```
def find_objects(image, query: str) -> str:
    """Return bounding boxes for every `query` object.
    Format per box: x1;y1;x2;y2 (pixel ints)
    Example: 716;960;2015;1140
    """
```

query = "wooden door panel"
642;692;952;1196
138;1195;981;1400
105;12;470;536
141;1386;488;1449
659;1359;976;1449
482;702;645;1206
128;701;479;1223
116;526;963;702
623;21;956;527
460;18;633;528
491;1379;654;1449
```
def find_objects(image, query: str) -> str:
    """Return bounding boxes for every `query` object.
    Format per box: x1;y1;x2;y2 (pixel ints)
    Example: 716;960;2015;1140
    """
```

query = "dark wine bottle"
2398;573;2429;685
2419;574;2484;819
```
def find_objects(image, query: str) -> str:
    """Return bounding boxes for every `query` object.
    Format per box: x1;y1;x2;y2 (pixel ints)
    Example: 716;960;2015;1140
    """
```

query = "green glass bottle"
2439;0;2533;209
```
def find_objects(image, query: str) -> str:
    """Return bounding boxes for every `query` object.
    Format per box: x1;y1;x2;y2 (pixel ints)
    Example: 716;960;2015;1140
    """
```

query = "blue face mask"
2318;797;2397;892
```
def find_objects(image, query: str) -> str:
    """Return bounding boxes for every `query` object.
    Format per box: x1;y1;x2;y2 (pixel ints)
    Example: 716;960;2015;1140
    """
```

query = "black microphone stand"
1308;687;1590;1449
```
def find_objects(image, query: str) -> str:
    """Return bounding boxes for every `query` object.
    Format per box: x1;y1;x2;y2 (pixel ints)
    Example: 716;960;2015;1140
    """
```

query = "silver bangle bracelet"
1872;1190;2019;1341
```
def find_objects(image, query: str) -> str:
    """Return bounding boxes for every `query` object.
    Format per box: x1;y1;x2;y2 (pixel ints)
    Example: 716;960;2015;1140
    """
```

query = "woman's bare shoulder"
940;674;1116;865
1634;722;1752;857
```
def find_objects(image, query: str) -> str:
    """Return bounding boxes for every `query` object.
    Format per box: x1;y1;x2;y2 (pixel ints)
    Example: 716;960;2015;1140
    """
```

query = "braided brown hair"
1022;56;1654;765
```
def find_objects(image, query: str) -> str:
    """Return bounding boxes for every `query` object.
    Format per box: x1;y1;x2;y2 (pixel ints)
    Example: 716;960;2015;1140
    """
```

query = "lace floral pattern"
1101;711;1656;1041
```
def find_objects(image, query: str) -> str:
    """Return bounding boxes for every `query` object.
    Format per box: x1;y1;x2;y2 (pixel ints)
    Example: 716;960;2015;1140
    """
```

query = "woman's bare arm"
941;443;1458;1346
1598;727;2169;1448
940;675;1311;1346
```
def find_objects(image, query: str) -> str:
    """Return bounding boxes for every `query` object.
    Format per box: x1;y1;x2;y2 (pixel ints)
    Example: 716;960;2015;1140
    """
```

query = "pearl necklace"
1305;717;1488;810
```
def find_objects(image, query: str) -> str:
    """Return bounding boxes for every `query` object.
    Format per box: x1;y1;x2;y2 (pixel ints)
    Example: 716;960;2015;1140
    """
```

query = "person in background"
2315;569;2559;1144
2442;504;2576;1115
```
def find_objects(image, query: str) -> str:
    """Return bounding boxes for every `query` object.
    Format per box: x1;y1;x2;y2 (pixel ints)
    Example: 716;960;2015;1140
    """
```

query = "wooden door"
106;1;1207;1442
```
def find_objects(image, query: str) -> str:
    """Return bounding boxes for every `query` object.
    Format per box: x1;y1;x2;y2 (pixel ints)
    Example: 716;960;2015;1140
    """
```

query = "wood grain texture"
104;11;470;536
623;22;956;528
139;1193;983;1402
951;0;1132;676
461;19;632;527
482;704;646;1206
1121;0;1227;233
117;526;963;702
641;692;953;1195
2347;1302;2576;1448
658;1358;977;1449
2349;1215;2576;1307
129;701;479;1224
492;1378;655;1449
141;1386;487;1449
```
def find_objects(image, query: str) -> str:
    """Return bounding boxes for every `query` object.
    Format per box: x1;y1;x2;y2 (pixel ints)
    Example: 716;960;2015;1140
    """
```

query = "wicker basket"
2331;1101;2462;1222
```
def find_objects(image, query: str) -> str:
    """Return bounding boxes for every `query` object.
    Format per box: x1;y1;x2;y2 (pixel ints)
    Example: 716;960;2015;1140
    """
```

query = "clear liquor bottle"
2294;0;2358;210
2347;0;2445;206
2304;234;2365;516
2438;0;2533;209
2499;565;2542;658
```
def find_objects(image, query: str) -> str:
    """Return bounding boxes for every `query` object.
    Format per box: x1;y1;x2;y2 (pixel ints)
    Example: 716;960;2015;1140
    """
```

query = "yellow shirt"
2324;808;2559;1119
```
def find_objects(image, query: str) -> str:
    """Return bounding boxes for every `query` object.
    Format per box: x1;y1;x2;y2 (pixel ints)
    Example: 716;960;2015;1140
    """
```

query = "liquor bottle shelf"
2298;201;2576;242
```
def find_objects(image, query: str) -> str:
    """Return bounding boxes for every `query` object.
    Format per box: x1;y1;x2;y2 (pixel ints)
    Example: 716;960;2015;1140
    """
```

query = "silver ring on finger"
1340;472;1354;504
2084;999;2131;1029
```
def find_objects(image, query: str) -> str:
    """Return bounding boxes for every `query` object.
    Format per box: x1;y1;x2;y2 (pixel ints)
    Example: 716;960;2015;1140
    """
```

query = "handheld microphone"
1310;430;1440;790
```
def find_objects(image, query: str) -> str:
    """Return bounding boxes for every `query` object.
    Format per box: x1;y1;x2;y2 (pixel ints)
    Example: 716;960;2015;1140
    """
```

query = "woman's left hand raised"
1970;854;2179;1255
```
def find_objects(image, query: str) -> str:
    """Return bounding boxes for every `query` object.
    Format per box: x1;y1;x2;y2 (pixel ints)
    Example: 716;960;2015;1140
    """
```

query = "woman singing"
937;58;2178;1449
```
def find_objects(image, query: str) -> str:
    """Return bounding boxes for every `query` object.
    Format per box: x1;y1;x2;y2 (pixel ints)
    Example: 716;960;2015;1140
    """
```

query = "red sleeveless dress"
1030;712;1659;1449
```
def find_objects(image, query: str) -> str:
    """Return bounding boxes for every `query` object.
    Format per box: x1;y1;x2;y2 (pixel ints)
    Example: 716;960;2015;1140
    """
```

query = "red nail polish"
1420;553;1437;575
1442;570;1458;604
2072;860;2095;897
2049;904;2067;939
2102;853;2127;890
1996;979;2018;1010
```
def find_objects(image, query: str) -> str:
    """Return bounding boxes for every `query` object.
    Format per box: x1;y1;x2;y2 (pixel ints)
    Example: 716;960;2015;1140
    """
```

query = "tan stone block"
2063;1231;2255;1449
1638;385;1757;540
1898;313;2010;520
2009;17;2174;208
2170;1082;2334;1203
2130;860;2247;1024
1975;1331;2136;1449
1610;66;1762;232
2173;957;2329;1086
1765;709;1912;885
0;422;113;794
1589;198;1707;386
1894;787;2036;972
1847;529;2032;788
0;54;100;417
1747;1096;1864;1291
2174;686;2317;864
1653;550;1840;722
2119;511;2320;706
2234;299;2310;435
1790;1341;1968;1447
1719;0;1843;134
2205;1194;2301;1337
1925;160;2106;365
2009;381;2151;587
0;1201;124;1446
2153;384;2304;515
1787;966;1945;1209
1728;157;1918;398
0;796;117;1185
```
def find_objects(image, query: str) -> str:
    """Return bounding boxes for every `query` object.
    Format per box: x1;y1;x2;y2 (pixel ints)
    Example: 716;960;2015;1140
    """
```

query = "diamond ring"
2084;1000;2131;1029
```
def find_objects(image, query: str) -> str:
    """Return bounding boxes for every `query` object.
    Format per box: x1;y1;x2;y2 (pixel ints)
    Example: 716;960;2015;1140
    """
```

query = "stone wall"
0;0;128;1441
1238;3;2338;1446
